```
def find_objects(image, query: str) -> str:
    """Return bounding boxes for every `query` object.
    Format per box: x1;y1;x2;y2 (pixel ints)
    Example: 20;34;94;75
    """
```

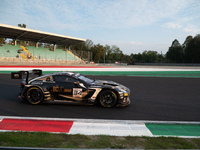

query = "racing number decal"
73;88;82;98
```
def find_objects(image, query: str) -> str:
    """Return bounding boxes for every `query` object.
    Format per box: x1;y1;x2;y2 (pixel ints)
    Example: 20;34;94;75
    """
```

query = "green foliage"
145;137;196;149
130;50;161;64
71;40;128;63
184;34;200;63
0;132;200;149
166;45;183;63
166;39;184;63
90;44;105;62
0;132;63;148
18;24;26;28
142;50;159;63
104;45;124;63
166;34;200;63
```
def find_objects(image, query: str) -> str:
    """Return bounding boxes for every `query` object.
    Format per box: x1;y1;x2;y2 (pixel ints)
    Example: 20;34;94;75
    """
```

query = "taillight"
20;83;25;87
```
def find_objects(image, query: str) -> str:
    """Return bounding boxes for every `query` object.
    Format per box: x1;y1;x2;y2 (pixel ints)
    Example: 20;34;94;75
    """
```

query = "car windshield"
78;75;94;84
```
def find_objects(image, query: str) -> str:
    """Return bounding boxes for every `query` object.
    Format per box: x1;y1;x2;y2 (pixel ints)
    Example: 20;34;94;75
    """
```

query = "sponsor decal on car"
53;86;72;93
73;88;82;98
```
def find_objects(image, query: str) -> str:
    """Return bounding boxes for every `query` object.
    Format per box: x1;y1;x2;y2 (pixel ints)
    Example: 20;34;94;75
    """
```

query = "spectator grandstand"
0;24;87;65
0;43;83;64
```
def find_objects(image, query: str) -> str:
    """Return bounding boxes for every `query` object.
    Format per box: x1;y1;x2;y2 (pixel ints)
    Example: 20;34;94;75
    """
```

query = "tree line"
166;34;200;63
70;34;200;64
69;40;130;63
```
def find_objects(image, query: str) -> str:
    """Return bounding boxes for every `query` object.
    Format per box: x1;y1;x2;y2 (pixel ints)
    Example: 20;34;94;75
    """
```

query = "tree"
18;24;26;28
104;44;113;63
111;45;122;62
90;44;105;62
71;39;93;51
182;35;193;50
142;50;158;63
85;39;93;50
132;53;143;63
166;39;183;63
69;40;93;61
184;34;200;63
157;52;165;63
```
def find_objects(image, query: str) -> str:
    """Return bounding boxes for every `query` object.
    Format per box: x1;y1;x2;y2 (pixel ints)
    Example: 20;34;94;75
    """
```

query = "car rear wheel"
26;87;44;104
98;90;117;107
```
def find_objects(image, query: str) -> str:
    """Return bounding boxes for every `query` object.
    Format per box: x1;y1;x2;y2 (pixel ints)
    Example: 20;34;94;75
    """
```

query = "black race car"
11;70;130;107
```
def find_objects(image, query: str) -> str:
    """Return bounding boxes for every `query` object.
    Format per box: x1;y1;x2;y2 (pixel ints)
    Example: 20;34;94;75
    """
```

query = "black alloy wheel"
99;90;117;107
26;87;44;104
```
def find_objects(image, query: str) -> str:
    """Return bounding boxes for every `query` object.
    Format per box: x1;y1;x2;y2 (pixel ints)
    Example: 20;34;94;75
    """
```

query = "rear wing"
11;69;42;84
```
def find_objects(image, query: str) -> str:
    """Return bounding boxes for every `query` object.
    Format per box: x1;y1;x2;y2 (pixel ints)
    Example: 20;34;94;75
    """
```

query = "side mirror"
74;82;86;88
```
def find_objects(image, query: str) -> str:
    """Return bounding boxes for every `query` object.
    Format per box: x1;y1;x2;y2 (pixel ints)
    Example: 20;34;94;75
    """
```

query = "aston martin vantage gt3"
11;70;130;107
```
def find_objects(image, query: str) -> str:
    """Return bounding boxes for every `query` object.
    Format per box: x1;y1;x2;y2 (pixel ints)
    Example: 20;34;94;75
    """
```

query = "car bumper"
116;97;131;107
17;92;26;101
17;93;23;101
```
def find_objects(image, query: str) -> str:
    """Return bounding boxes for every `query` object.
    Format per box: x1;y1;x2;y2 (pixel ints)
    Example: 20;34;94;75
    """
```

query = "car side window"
67;76;77;82
45;76;53;81
31;75;53;84
53;75;77;82
36;76;53;81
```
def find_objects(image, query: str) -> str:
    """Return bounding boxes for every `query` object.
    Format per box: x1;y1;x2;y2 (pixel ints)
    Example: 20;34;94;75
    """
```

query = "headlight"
117;86;130;97
124;93;129;96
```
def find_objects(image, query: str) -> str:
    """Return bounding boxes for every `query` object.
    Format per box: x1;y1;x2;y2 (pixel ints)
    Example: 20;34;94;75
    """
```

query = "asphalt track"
0;74;200;121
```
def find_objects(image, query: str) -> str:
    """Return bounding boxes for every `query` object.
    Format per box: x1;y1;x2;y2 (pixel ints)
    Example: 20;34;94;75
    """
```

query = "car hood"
94;80;130;94
94;80;120;86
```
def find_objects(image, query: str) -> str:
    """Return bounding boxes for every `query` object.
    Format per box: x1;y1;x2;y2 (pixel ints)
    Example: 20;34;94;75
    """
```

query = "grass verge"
0;132;200;149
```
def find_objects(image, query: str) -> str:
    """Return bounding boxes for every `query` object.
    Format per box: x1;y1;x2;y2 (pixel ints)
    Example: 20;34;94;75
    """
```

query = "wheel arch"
24;85;45;94
98;88;119;99
97;88;119;107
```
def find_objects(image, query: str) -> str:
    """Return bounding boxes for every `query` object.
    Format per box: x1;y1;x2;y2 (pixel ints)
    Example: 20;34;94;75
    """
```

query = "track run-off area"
0;65;200;137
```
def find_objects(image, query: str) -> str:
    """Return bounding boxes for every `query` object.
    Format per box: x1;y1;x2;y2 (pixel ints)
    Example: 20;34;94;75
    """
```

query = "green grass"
1;70;200;78
0;132;200;149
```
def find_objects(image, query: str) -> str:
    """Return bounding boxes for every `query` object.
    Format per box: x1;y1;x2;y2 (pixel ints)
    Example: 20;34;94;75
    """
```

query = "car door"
52;75;86;101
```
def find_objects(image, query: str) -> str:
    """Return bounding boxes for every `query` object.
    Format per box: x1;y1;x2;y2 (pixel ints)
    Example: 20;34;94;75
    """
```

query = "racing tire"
98;90;117;107
26;87;44;104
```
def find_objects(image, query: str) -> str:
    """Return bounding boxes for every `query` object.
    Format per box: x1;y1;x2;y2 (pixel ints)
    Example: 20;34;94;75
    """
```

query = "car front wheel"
98;90;117;107
26;87;44;104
